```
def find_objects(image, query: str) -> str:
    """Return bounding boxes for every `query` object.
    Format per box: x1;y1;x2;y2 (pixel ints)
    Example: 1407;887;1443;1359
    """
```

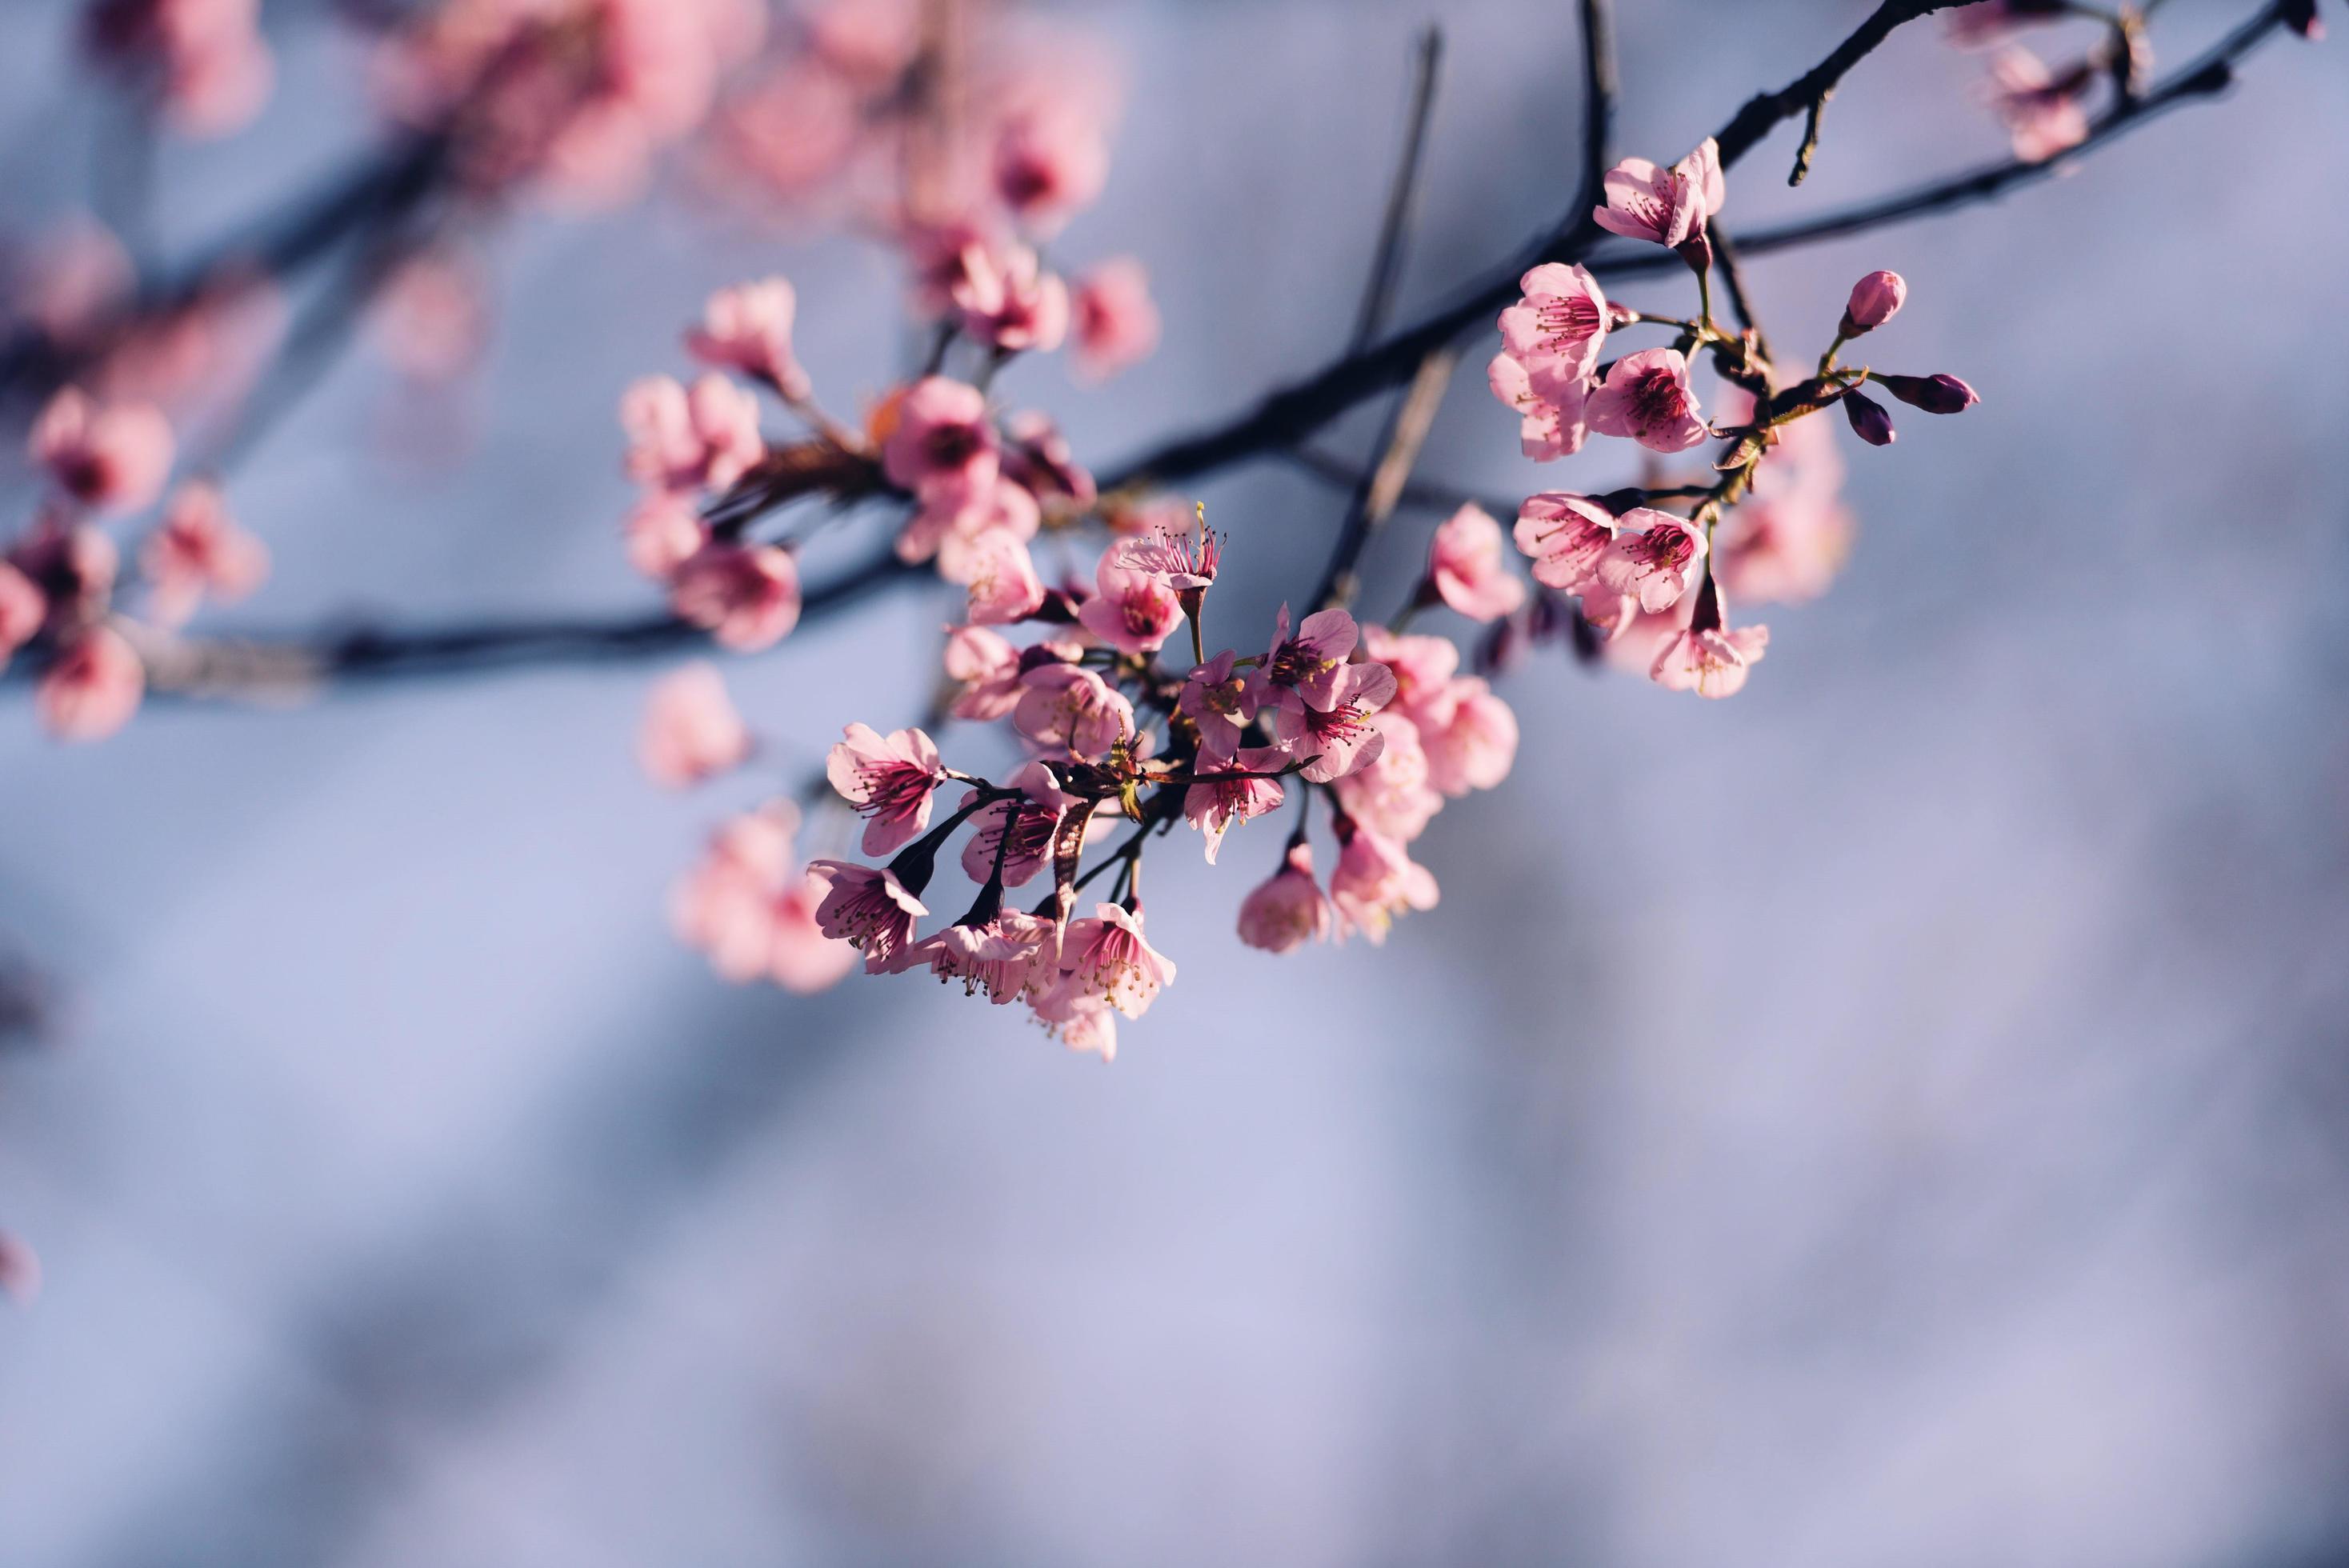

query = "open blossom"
1987;47;2091;164
1271;658;1396;784
943;624;1025;720
1586;348;1707;453
1499;262;1610;382
1363;625;1460;714
827;722;946;855
1594;509;1707;613
30;389;174;514
1652;623;1771;698
37;624;145;742
1015;663;1134;758
806;860;929;974
1076;551;1184;654
952;243;1070;354
1332;710;1440;842
1265;604;1363;712
1178;648;1267;764
1487;350;1589;461
910;477;1041;575
1071;257;1159;381
1034;902;1175;1020
1591;138;1724;256
1328;820;1439;945
639;662;752;787
670;542;801;650
624;490;709;580
880;376;998;522
960;762;1078;887
622;374;763;494
1001;411;1096;508
911;911;1057;1004
141;480;267;626
770;873;861;994
958;526;1047;625
1184;745;1289;864
1416;678;1519;796
1512;492;1617;593
994;108;1109;235
1237;842;1333;954
1428;503;1527;622
686;276;809;398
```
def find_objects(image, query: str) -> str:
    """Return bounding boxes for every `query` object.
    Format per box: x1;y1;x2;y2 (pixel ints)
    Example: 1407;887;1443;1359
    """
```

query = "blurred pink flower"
670;542;801;650
1987;47;2091;164
993;109;1108;235
687;277;810;398
1071;257;1159;381
952;243;1070;354
1237;842;1333;954
142;480;267;627
881;376;998;522
1428;503;1527;622
1328;819;1439;945
943;624;1024;721
639;662;752;788
1014;663;1133;759
622;374;763;494
37;625;145;742
623;491;710;581
30;389;174;514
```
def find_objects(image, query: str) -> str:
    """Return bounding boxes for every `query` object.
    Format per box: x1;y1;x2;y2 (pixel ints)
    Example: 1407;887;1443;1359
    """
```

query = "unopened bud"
1841;270;1906;334
1873;372;1979;414
1843;389;1897;447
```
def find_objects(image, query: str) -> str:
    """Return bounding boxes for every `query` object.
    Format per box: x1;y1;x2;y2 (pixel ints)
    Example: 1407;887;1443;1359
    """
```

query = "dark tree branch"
1710;0;1967;181
1574;0;1619;214
1310;347;1459;611
1349;26;1445;353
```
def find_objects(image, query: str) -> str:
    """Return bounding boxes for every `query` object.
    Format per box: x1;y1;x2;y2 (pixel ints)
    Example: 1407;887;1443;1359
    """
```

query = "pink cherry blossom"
806;860;930;974
672;806;796;982
1843;270;1907;332
1428;503;1527;622
960;762;1079;888
1361;625;1460;714
1331;710;1441;842
141;480;266;626
826;722;946;855
958;526;1047;626
802;0;921;86
1591;138;1725;254
1946;0;2067;47
943;624;1024;720
623;490;709;580
0;1229;39;1306
1585;348;1707;453
770;872;860;994
1987;47;2091;164
1076;551;1184;654
622;374;763;494
1651;623;1771;698
670;542;801;650
6;521;118;632
880;376;998;521
1177;648;1267;765
1014;663;1133;758
1265;604;1363;713
1487;350;1590;461
37;624;145;742
993;109;1108;235
1071;256;1160;381
0;563;42;670
1328;818;1439;945
1715;490;1853;606
910;910;1056;1004
951;243;1070;354
686;276;810;398
1001;411;1096;508
1415;678;1519;796
1271;659;1396;784
1594;508;1707;613
1055;1000;1119;1061
1237;842;1333;954
1512;492;1617;593
374;250;488;382
1034;901;1175;1020
30;388;174;514
1499;262;1611;382
907;477;1042;574
1183;744;1289;863
639;662;752;787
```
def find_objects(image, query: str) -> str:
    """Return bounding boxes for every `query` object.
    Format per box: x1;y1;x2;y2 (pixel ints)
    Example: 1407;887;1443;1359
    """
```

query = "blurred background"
2;1;2347;1563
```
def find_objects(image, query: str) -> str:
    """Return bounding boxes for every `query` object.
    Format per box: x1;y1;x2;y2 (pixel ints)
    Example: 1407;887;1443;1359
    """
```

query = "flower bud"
1843;389;1897;447
1873;372;1979;414
2282;0;2320;40
1840;270;1906;335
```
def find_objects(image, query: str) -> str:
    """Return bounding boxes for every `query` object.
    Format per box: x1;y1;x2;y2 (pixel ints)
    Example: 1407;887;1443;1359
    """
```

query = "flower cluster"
82;0;274;138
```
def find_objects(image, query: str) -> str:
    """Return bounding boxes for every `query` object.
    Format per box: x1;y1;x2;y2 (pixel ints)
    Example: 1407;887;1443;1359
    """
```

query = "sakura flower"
1328;819;1439;945
6;522;118;631
1177;648;1267;765
1987;47;2091;164
1593;509;1708;614
951;243;1070;354
1591;138;1725;262
670;542;801;650
1035;901;1175;1020
770;873;860;994
30;388;173;514
801;0;921;86
911;478;1042;576
1237;842;1333;954
1071;257;1159;381
1265;604;1363;713
141;480;266;626
959;762;1080;888
623;490;709;580
1076;551;1184;654
1427;503;1527;622
1362;625;1460;714
880;376;998;522
1331;711;1440;842
826;722;946;856
1416;679;1519;797
0;1229;39;1306
1585;349;1707;454
622;374;763;494
1715;490;1853;606
1843;270;1907;334
993;109;1108;236
944;624;1024;721
910;911;1056;1004
1001;411;1096;508
686;276;810;398
806;860;930;974
1271;659;1397;784
672;806;796;982
1487;350;1589;460
36;624;144;742
1014;663;1134;758
958;526;1047;626
1183;745;1289;864
1652;623;1771;698
1499;262;1611;382
1114;506;1222;657
1512;492;1617;594
1055;999;1119;1061
1946;0;2068;48
0;563;43;670
639;662;752;787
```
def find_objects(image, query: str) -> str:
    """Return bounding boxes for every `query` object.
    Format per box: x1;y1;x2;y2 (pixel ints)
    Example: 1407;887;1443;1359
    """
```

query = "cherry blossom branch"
1575;0;1619;209
1710;0;1969;184
1348;25;1445;354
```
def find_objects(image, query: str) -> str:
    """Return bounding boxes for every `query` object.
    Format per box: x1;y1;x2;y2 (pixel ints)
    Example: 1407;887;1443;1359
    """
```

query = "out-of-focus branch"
1574;0;1619;213
1287;447;1523;521
1311;347;1459;611
1349;26;1445;353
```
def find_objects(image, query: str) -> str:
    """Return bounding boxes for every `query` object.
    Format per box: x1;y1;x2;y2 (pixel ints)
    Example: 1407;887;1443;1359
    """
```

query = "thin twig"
1574;0;1619;214
1349;26;1445;354
1311;348;1459;611
1286;447;1523;521
1711;0;1968;179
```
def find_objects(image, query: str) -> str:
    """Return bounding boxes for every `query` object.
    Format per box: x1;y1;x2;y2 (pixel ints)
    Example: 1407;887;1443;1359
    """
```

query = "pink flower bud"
1843;270;1907;333
1873;373;1980;414
1842;389;1897;447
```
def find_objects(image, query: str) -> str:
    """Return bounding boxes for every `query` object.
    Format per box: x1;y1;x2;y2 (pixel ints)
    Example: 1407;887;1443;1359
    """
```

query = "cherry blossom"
36;625;145;742
993;109;1108;236
624;491;710;580
1076;551;1184;654
1183;745;1290;863
687;277;810;398
1427;503;1527;622
1594;509;1708;614
622;374;763;494
1014;663;1135;759
1177;649;1268;765
1271;659;1396;784
142;480;267;627
806;860;930;974
1987;47;2092;164
1591;138;1724;261
1237;842;1334;954
880;376;999;522
1034;901;1175;1020
826;722;947;855
1328;818;1439;945
1843;270;1907;334
909;911;1057;1004
1651;623;1771;698
670;542;801;650
1487;350;1590;461
1511;492;1617;593
952;243;1070;354
639;662;753;787
1585;349;1707;453
1264;604;1364;713
1499;262;1611;382
943;624;1026;721
1071;257;1160;381
30;389;174;514
959;762;1080;888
